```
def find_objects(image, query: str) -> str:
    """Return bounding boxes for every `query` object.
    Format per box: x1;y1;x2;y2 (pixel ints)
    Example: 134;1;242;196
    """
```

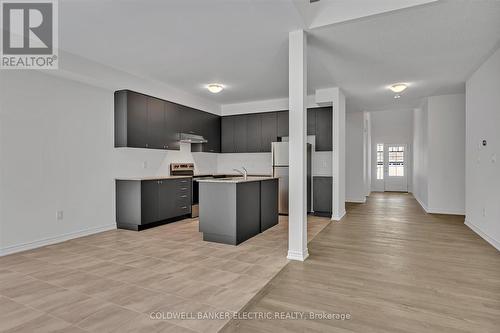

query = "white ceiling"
308;0;500;111
58;0;500;110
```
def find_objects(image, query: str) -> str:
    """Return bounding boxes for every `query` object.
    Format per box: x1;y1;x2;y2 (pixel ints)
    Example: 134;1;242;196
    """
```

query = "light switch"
491;154;497;163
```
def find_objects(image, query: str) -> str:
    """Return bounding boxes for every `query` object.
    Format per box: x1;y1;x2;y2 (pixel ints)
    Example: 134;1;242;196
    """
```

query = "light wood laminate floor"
0;215;330;333
223;193;500;333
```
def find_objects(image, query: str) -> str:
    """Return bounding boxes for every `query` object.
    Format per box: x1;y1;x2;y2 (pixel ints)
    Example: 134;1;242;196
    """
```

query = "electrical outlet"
143;161;148;169
482;207;486;217
57;210;64;221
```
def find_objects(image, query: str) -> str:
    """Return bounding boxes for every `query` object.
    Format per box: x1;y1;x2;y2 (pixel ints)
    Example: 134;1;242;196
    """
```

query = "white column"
332;90;346;220
287;30;308;261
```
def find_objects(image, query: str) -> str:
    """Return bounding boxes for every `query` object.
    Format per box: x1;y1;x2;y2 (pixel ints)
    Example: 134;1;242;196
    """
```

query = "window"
376;144;384;180
388;146;405;177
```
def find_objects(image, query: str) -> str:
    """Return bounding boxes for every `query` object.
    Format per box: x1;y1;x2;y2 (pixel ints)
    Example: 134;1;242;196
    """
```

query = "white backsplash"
216;150;333;177
113;143;217;178
217;153;273;175
113;142;333;178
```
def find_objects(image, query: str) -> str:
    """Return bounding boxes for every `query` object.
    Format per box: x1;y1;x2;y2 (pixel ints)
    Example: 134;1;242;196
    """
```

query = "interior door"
384;144;408;192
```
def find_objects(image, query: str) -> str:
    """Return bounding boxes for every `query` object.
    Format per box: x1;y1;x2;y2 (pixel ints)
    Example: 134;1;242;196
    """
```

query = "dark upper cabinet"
315;107;333;151
246;114;261;152
115;91;148;148
313;176;332;214
277;111;289;138
260;112;277;152
115;90;219;152
191;111;221;153
179;105;202;135
307;108;316;135
147;97;166;149
221;116;235;153
206;114;221;153
141;180;159;224
164;101;180;150
233;115;248;153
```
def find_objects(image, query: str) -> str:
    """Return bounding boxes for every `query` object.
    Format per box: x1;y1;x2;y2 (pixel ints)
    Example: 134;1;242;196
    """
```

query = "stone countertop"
196;176;277;184
194;173;272;177
115;176;192;181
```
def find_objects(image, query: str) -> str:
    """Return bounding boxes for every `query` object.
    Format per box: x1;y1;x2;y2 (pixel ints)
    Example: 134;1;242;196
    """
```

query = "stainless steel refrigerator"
271;142;312;215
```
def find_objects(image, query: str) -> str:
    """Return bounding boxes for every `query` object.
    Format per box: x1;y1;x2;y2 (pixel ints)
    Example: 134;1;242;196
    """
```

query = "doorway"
376;143;408;192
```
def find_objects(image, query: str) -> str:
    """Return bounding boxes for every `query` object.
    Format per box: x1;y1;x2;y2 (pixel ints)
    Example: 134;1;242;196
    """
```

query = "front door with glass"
384;144;408;192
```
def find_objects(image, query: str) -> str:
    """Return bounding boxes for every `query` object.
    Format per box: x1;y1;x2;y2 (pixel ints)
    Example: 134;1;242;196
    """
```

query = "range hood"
179;133;207;143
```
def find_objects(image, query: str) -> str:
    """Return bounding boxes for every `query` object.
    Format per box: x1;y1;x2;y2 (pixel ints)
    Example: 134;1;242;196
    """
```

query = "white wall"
0;70;217;255
465;46;500;250
427;94;465;214
413;103;429;209
370;109;414;192
221;95;319;116
346;112;366;202
412;94;465;215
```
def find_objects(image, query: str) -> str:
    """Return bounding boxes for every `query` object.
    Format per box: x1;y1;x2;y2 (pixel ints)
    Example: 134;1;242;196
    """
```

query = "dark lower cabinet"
116;178;192;231
141;180;160;224
313;176;332;216
198;178;278;245
260;179;279;231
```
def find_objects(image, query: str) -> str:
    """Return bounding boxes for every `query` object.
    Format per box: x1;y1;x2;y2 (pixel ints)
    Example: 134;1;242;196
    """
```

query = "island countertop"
196;176;277;184
115;176;192;181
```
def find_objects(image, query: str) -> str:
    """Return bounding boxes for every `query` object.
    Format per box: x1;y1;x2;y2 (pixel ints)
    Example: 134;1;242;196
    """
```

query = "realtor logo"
1;0;58;69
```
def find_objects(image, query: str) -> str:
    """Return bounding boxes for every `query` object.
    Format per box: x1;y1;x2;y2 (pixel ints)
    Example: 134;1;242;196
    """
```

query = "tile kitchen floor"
0;215;330;333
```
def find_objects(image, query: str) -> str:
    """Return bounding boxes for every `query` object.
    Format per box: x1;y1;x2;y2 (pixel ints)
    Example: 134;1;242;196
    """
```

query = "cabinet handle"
180;187;188;190
180;195;187;198
181;206;187;209
145;144;149;148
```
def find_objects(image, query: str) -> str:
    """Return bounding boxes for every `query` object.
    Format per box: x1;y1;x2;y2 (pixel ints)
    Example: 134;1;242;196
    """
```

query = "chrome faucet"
233;167;248;180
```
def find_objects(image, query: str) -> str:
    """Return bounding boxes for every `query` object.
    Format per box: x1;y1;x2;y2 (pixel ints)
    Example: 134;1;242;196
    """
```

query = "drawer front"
175;203;191;216
175;179;192;196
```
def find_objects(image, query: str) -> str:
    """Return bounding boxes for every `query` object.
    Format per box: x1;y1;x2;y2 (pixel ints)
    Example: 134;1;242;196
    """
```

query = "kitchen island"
197;177;279;245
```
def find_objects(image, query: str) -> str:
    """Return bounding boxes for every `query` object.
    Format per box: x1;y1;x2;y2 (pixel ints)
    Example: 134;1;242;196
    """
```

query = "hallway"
223;193;500;333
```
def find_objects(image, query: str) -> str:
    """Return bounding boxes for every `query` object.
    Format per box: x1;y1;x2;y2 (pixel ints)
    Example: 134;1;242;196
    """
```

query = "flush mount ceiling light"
389;83;408;93
207;84;224;94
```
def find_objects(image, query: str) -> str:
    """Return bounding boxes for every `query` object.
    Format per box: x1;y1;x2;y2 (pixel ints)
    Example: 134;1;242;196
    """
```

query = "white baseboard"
331;210;346;221
287;248;309;261
346;197;366;203
427;207;465;215
465;219;500;251
413;194;429;213
413;193;465;215
0;224;116;256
